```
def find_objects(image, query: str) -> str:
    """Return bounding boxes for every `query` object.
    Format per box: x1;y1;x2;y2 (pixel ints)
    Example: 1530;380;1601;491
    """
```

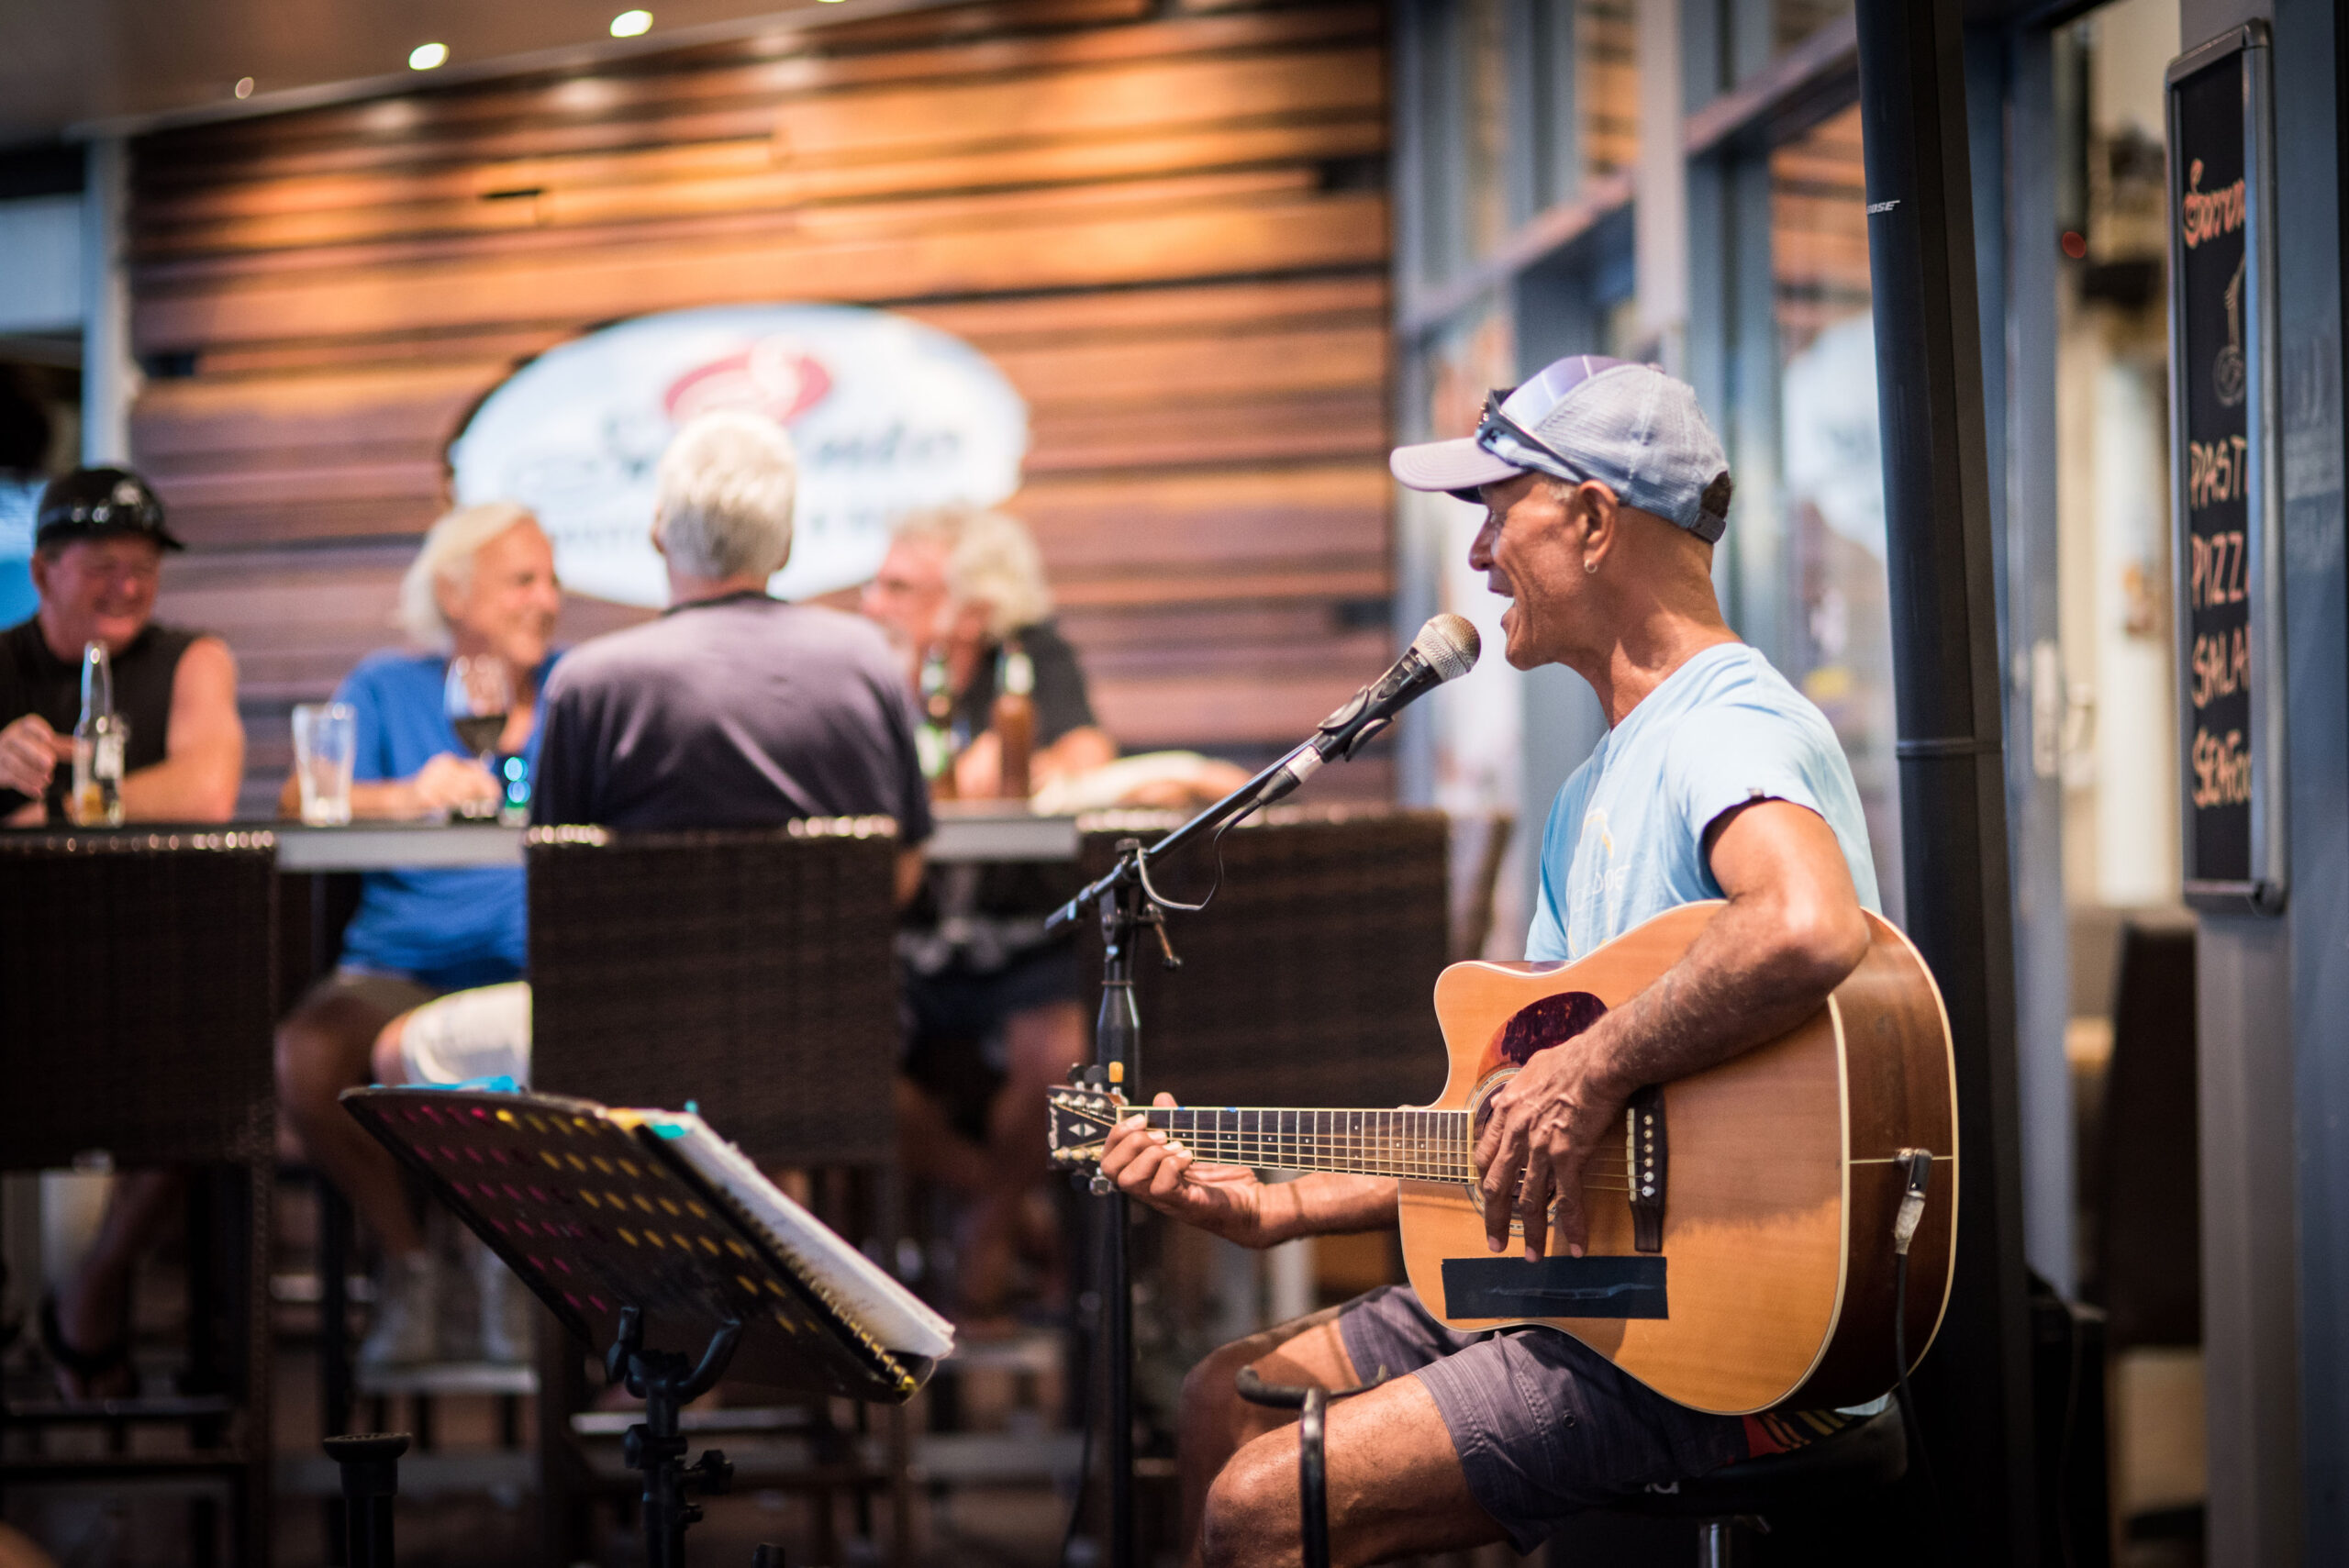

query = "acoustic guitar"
1046;902;1957;1415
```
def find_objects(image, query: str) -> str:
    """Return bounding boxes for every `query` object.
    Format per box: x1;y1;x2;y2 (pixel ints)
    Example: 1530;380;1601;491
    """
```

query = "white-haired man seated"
357;410;934;1362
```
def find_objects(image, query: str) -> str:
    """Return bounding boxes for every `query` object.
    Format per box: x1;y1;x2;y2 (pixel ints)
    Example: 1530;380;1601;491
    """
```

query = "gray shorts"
396;982;533;1086
1337;1284;1749;1552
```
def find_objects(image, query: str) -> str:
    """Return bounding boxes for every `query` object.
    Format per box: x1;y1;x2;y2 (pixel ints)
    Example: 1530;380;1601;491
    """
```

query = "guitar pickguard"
1492;988;1609;1069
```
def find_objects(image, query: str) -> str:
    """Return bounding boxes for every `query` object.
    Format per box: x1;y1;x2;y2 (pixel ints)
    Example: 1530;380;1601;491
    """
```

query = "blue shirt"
333;650;560;989
1527;642;1880;962
0;480;37;628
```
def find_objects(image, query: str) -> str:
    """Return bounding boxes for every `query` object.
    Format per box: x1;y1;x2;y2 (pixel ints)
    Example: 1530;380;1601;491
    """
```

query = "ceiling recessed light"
610;9;653;37
408;42;449;71
233;76;254;99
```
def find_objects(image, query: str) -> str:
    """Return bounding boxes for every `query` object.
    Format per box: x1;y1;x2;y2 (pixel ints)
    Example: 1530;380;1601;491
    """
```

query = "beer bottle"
70;640;127;828
919;647;959;800
993;641;1037;800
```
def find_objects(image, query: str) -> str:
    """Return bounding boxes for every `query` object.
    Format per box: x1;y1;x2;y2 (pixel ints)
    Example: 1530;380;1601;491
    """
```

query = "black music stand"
342;1086;936;1566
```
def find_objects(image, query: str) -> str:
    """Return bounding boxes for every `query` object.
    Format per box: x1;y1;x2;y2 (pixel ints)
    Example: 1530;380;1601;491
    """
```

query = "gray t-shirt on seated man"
530;590;934;843
386;592;935;1089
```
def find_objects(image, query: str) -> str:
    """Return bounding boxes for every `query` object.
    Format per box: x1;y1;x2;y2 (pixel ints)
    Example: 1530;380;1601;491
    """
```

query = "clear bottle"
69;640;128;828
918;647;959;800
992;642;1036;800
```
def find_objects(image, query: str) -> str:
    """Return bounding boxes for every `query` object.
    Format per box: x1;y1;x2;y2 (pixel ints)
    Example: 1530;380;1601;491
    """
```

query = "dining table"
270;802;1081;873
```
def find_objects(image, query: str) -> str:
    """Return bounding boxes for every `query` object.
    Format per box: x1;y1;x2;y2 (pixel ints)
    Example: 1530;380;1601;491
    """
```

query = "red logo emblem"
663;337;834;427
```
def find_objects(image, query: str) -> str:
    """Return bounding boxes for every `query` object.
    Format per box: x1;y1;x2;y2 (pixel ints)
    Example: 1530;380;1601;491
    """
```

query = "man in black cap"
0;466;243;827
4;467;244;1400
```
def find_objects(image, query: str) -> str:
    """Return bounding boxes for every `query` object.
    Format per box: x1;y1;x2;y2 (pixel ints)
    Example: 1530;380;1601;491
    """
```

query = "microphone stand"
1044;753;1297;1568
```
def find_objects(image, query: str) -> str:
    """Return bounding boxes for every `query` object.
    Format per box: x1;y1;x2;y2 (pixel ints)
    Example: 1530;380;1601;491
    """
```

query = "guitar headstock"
1046;1084;1128;1168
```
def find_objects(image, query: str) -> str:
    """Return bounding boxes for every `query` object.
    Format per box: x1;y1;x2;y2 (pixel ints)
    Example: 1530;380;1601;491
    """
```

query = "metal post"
320;1181;355;1561
607;1309;739;1568
78;139;134;467
1091;843;1145;1568
1853;1;2039;1562
323;1432;407;1568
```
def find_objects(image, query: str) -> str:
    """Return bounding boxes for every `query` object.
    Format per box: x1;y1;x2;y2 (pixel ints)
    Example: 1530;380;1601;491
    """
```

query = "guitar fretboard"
1143;1106;1475;1182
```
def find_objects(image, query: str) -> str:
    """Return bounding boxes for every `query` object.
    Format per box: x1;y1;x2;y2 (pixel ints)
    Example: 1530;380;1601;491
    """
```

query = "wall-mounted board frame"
2166;21;2286;914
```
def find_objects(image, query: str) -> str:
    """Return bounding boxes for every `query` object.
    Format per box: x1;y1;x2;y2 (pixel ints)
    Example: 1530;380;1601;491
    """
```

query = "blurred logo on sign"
451;304;1028;607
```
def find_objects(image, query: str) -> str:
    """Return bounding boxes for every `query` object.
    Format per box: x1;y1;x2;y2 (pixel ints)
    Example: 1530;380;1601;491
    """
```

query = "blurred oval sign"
450;304;1028;606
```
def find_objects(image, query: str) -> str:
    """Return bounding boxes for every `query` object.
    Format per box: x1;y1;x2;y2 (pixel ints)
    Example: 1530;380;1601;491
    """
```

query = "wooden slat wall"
130;0;1394;811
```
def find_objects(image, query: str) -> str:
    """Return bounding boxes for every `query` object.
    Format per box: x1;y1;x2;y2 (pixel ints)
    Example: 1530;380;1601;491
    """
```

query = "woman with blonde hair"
863;504;1115;1314
274;500;563;1367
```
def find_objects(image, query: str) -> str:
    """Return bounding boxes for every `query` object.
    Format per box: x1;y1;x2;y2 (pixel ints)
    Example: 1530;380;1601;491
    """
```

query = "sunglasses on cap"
1476;387;1589;484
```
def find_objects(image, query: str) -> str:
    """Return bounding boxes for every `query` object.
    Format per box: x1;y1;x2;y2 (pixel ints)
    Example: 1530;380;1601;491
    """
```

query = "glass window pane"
1577;0;1638;182
1774;0;1852;55
2056;0;2180;906
1460;0;1513;264
1770;102;1904;919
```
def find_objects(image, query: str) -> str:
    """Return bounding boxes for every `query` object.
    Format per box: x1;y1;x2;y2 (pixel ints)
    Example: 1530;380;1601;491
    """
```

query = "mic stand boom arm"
1041;747;1293;938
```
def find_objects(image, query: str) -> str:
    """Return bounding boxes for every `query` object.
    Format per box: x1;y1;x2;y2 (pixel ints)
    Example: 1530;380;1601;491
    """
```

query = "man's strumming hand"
1471;1040;1632;1262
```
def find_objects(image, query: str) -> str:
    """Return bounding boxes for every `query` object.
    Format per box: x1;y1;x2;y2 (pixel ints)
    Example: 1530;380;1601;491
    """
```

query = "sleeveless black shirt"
0;617;202;819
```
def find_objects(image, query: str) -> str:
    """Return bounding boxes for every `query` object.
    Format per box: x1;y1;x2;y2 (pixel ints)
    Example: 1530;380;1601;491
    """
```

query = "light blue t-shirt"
334;650;559;990
1527;642;1880;962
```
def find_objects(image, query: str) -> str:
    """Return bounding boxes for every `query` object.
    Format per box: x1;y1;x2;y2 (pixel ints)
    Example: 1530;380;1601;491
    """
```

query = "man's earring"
1584;559;1598;574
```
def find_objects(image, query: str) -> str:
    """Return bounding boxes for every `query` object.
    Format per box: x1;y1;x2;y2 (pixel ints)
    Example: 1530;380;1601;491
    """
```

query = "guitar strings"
1060;1105;1653;1190
1130;1137;1642;1191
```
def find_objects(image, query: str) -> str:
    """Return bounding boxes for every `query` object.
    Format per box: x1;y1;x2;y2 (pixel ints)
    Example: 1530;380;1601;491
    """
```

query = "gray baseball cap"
1389;355;1733;542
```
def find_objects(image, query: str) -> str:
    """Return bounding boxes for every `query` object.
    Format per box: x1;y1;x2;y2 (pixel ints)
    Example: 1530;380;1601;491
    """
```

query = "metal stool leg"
1698;1518;1731;1568
325;1432;410;1568
1233;1367;1386;1568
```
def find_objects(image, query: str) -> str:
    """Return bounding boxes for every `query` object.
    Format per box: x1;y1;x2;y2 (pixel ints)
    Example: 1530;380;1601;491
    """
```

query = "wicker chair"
0;829;280;1567
522;821;906;1565
1075;806;1453;1112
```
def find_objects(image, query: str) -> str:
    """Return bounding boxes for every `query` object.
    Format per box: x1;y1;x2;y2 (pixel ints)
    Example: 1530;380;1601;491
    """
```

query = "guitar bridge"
1626;1085;1665;1253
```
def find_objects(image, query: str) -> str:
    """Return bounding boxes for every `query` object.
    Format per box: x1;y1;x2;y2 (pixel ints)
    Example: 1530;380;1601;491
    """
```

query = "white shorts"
396;981;534;1087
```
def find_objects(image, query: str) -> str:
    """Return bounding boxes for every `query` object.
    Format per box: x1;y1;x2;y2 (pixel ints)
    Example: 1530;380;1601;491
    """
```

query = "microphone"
1248;614;1481;811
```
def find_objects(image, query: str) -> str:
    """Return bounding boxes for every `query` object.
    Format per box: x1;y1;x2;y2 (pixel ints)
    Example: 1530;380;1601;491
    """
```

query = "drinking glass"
291;702;356;826
444;656;514;820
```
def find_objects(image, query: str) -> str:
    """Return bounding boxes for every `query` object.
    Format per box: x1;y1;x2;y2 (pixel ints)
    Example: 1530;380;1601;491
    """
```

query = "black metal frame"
1854;0;2039;1558
324;1431;410;1568
2164;21;2287;913
604;1307;741;1568
1230;1367;1386;1568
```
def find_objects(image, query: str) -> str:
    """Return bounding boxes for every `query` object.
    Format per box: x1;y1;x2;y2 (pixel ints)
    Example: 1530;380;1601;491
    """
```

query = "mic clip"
1314;688;1390;761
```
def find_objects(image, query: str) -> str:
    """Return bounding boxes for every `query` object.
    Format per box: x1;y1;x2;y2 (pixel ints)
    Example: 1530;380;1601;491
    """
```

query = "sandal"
39;1290;135;1403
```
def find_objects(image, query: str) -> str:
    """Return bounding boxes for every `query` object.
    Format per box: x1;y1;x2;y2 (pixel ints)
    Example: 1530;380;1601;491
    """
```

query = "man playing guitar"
1097;355;1887;1564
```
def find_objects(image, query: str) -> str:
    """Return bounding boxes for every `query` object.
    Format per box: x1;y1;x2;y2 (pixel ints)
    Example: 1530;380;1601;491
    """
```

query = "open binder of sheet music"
618;1106;954;1360
341;1085;951;1399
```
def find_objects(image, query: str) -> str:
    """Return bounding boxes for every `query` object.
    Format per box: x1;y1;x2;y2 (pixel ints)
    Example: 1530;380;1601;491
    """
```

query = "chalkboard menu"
2167;25;2285;913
